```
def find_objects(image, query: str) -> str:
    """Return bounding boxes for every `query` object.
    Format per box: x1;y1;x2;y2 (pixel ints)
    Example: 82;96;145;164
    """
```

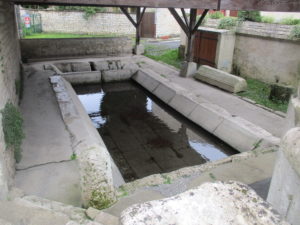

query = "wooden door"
140;12;156;38
193;31;218;67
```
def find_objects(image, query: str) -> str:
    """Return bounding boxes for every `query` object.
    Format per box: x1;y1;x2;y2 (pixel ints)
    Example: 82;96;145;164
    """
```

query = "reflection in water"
74;81;238;182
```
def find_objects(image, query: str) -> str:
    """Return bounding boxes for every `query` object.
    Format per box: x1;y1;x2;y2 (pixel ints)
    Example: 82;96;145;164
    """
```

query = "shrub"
238;11;262;22
218;17;238;30
290;25;300;39
280;17;300;25
261;16;275;24
209;11;224;19
54;6;107;20
1;103;25;162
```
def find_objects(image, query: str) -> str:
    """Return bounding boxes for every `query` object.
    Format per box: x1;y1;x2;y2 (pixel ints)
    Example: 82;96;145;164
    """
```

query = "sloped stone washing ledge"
133;68;280;153
50;76;124;207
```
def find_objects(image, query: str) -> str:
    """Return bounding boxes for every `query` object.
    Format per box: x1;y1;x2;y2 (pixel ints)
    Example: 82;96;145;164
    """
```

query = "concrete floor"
15;67;82;206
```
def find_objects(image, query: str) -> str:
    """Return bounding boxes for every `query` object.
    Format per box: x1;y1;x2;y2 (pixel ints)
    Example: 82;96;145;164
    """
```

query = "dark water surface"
74;81;238;182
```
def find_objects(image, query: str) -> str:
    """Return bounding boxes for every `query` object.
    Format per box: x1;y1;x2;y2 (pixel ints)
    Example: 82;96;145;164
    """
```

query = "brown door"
140;12;156;38
193;31;218;67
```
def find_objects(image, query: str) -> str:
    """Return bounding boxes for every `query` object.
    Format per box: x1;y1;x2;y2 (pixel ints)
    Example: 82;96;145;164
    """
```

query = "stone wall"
0;1;21;199
20;37;133;61
21;9;136;35
202;19;300;85
20;8;181;38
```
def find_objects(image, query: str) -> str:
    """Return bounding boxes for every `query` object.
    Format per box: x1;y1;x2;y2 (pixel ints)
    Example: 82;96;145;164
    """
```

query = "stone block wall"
20;37;133;61
0;0;21;199
21;9;136;35
201;19;300;85
20;8;182;38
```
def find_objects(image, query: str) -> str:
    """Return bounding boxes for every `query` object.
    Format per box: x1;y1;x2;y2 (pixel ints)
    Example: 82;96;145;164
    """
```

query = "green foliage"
280;17;300;25
54;6;107;20
23;32;119;39
70;153;77;160
218;17;238;30
21;5;49;9
1;103;25;163
209;11;224;19
237;78;288;112
261;16;275;24
238;11;262;22
290;25;300;39
145;49;182;69
89;190;115;210
162;175;172;184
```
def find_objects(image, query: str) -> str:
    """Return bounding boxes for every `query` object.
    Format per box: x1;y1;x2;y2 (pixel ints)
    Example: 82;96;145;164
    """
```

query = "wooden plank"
12;0;218;9
220;0;300;12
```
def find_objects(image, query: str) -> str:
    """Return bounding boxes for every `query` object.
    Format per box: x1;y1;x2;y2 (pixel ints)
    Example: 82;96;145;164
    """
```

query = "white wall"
155;8;181;38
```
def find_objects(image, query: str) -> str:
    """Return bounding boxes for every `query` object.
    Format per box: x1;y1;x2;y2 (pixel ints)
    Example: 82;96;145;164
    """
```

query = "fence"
21;12;42;37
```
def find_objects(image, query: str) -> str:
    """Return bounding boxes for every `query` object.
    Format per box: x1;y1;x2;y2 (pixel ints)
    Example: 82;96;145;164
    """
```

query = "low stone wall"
202;19;300;85
50;76;123;207
0;0;21;200
20;37;133;61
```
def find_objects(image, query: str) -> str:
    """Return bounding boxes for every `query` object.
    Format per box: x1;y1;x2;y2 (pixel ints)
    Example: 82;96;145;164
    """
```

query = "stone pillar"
267;127;300;224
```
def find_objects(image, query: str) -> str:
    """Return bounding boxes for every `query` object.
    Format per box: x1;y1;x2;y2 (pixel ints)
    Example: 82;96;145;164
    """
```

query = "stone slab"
62;71;102;84
102;69;133;82
194;65;247;93
120;181;287;225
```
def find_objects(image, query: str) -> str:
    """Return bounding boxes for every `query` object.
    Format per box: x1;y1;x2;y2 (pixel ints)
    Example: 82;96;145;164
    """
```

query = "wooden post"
136;7;141;46
168;8;208;77
186;8;197;62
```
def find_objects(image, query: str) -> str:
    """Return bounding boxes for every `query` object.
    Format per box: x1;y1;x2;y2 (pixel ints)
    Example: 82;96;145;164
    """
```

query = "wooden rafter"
11;0;300;12
120;7;146;28
168;8;208;37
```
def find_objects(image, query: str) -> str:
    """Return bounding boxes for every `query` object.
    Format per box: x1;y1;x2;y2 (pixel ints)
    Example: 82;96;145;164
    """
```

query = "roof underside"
11;0;300;12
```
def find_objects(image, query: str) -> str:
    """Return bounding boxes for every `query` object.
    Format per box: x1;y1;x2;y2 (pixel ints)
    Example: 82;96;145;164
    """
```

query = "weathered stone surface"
132;69;161;92
93;61;110;71
71;62;92;72
214;116;280;152
268;127;300;225
179;61;197;77
189;102;231;133
54;63;73;73
169;92;206;117
0;0;21;200
153;82;186;104
95;211;119;225
279;127;300;176
194;65;247;93
86;207;101;220
102;69;133;82
121;181;287;225
134;44;144;55
50;76;119;206
20;37;132;61
62;72;102;84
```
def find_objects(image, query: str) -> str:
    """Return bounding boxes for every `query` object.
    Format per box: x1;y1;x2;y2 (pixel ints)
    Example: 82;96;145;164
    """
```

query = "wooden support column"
120;6;146;53
169;8;209;76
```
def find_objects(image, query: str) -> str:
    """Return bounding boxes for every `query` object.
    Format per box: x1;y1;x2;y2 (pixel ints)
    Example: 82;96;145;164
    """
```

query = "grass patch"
237;78;288;112
1;103;25;163
145;49;182;69
23;32;119;39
